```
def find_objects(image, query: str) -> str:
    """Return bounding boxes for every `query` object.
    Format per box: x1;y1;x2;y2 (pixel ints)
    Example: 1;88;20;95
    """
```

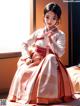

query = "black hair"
44;2;62;19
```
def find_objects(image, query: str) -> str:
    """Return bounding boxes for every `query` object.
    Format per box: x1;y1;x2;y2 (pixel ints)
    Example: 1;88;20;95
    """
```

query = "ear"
55;20;59;26
56;20;59;25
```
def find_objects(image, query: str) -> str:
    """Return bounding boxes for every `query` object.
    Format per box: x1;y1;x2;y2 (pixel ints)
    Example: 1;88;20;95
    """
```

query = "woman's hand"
26;58;32;65
47;31;52;37
47;32;53;43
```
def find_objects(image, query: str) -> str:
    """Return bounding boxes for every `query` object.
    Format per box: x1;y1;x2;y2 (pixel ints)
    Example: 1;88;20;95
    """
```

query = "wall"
0;0;33;94
36;0;68;65
68;3;80;66
30;0;34;33
0;57;19;93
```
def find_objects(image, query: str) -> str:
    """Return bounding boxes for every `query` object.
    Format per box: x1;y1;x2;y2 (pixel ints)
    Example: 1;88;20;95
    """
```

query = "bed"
67;66;80;99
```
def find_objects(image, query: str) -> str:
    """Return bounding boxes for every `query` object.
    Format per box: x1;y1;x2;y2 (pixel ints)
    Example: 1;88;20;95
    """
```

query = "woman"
7;2;74;104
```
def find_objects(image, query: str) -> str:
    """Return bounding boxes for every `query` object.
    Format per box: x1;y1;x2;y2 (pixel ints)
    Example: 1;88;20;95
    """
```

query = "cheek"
44;18;46;22
52;20;57;25
44;19;47;24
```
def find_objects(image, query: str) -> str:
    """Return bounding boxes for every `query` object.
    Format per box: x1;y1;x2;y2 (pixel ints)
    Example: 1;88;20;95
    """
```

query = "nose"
48;19;52;25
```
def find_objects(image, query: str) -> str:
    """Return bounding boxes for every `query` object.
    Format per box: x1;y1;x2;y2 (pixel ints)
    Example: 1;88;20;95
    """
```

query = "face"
44;11;58;30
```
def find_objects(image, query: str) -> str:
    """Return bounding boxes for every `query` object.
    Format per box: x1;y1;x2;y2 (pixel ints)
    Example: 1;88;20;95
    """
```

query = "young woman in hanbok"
7;2;74;104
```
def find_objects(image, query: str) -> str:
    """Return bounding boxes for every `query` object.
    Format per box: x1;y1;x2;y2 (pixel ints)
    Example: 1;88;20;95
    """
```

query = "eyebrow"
45;14;57;18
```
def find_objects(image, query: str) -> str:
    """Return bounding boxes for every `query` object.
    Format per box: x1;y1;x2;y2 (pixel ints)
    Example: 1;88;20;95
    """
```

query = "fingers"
26;58;32;65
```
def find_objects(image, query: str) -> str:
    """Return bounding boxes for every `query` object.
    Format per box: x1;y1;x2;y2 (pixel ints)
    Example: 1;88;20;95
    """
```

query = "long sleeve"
21;31;37;59
21;29;43;59
48;31;65;57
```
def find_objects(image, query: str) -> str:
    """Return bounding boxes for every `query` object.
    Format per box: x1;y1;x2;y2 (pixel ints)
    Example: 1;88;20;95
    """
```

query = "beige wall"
36;0;68;65
0;57;19;93
0;0;33;94
30;0;34;34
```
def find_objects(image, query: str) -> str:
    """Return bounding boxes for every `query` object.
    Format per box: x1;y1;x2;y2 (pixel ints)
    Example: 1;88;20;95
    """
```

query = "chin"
48;26;54;30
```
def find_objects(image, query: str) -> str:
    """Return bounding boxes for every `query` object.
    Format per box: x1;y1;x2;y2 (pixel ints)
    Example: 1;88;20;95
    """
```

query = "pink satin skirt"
7;49;74;104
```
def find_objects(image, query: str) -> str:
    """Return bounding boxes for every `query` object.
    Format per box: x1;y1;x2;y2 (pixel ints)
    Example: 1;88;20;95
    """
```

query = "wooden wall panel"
0;57;19;93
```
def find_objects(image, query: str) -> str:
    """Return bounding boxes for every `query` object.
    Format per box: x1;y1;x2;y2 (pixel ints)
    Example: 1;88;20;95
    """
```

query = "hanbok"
7;27;74;104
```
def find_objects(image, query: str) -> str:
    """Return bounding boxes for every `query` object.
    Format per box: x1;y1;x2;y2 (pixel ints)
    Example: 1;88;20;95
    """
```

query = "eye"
45;16;49;19
53;17;57;20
